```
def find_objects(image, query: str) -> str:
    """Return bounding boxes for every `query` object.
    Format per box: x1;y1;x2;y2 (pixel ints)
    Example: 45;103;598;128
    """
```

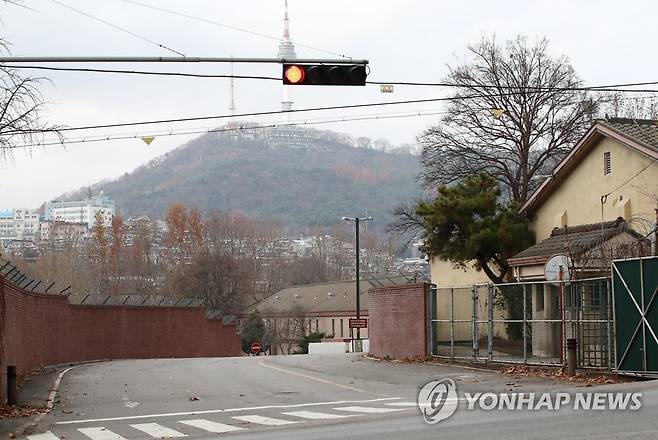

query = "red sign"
349;318;368;329
250;342;262;354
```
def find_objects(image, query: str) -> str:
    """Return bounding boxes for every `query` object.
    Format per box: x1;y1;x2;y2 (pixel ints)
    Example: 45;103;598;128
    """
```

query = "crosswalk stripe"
178;419;245;433
282;410;355;420
334;406;405;413
385;400;461;408
78;427;129;440
385;401;418;407
28;431;60;440
129;423;187;438
232;415;299;426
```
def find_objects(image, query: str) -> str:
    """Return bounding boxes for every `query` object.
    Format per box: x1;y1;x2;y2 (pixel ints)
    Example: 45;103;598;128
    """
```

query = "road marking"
334;406;405;413
129;423;187;438
232;415;299;426
385;399;462;408
258;359;371;394
78;427;129;440
56;397;400;424
385;401;418;407
282;410;357;420
28;431;60;440
178;419;245;433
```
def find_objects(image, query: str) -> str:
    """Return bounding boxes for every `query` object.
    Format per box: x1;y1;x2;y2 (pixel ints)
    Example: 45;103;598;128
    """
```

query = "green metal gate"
612;256;658;374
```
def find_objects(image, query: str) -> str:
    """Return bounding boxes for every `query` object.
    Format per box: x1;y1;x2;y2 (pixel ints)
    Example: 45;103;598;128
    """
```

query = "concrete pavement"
6;354;658;440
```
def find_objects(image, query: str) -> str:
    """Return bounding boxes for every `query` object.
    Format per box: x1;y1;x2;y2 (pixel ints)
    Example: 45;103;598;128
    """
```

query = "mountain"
63;125;423;229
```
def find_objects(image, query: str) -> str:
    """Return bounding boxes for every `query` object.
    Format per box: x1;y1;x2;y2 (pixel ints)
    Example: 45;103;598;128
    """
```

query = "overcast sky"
2;0;657;209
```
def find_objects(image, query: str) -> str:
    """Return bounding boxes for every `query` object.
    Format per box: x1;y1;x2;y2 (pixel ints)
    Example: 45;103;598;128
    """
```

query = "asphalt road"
13;354;658;440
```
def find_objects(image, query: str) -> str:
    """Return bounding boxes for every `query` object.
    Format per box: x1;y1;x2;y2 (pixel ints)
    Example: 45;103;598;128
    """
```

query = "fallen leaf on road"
0;405;48;419
188;396;199;401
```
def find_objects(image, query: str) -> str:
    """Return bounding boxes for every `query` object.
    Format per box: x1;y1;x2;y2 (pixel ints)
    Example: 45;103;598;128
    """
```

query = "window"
604;151;611;175
536;289;545;312
340;319;344;337
315;319;319;332
332;319;335;336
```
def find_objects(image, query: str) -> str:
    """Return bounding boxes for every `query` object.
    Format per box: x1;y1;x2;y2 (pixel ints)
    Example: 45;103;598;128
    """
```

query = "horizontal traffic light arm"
283;63;368;86
0;56;369;65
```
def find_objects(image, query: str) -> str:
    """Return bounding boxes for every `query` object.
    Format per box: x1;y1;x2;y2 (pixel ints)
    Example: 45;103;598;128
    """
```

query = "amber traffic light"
282;63;367;86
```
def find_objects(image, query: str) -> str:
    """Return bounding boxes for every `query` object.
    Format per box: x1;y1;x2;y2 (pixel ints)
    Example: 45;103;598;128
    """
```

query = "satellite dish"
544;254;572;285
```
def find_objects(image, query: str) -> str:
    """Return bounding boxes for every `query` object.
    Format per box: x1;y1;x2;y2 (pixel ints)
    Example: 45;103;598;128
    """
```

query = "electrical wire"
8;64;658;94
47;0;185;57
26;107;450;141
121;0;350;59
1;65;280;81
9;109;449;149
1;94;506;135
366;80;658;91
602;158;658;199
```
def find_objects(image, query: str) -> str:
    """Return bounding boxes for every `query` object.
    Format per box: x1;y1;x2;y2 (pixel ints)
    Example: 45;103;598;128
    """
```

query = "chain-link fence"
429;277;613;368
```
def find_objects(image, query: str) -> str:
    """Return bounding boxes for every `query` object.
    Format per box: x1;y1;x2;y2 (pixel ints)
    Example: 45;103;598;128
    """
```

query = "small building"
45;191;115;228
0;209;40;247
509;217;647;281
40;220;89;245
430;118;658;288
243;274;414;355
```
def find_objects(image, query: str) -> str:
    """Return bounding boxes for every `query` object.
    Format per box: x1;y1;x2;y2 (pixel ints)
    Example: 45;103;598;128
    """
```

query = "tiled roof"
600;118;658;152
520;118;658;214
255;280;372;315
250;274;413;315
509;217;636;264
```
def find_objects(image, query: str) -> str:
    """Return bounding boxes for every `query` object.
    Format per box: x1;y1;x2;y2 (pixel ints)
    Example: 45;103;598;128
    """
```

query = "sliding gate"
612;256;658;375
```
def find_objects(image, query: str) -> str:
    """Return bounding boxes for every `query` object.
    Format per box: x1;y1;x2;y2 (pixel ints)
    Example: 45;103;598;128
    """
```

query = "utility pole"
342;215;373;352
654;208;658;256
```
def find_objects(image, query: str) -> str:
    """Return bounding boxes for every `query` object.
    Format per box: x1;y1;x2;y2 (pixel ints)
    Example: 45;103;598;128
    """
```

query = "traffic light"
282;63;367;86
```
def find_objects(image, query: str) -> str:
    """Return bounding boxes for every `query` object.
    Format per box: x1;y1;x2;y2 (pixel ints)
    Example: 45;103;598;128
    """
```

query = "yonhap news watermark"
417;378;642;424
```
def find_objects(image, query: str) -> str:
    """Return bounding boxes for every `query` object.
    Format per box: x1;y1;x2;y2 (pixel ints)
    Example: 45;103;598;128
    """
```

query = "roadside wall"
368;283;429;360
0;276;241;403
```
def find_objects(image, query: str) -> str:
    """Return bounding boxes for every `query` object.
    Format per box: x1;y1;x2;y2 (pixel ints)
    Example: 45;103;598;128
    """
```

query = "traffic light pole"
342;215;373;352
355;217;361;343
0;56;368;65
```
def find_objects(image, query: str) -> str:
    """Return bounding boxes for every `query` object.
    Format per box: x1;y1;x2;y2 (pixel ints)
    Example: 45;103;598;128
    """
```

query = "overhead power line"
7;81;658;137
121;0;351;59
2;96;479;135
2;92;546;135
602;158;658;200
1;65;281;80
6;64;658;95
366;80;658;93
10;109;449;150
47;0;185;56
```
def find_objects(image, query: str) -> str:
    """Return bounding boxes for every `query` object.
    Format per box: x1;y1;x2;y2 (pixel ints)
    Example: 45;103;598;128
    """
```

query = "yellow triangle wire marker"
491;109;506;119
141;136;155;146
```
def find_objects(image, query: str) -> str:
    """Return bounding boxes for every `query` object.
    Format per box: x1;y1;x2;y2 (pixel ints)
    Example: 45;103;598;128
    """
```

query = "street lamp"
341;215;373;352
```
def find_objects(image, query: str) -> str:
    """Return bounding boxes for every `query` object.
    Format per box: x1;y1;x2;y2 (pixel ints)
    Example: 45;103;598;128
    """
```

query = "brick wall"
0;276;241;403
368;283;429;360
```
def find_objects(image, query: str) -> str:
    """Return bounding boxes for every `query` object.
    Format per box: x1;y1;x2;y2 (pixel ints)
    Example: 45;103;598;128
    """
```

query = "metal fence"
429;277;613;369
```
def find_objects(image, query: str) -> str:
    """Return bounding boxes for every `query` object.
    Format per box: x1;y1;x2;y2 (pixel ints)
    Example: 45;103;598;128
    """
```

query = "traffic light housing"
283;63;367;86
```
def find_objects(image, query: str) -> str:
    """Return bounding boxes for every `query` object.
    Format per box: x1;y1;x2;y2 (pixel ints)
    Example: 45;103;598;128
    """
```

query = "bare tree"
606;93;658;120
0;38;60;158
123;218;161;295
419;35;598;204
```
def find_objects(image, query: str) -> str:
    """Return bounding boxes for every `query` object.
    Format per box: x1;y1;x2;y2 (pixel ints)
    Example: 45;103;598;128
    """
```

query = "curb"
9;366;75;437
45;367;74;410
